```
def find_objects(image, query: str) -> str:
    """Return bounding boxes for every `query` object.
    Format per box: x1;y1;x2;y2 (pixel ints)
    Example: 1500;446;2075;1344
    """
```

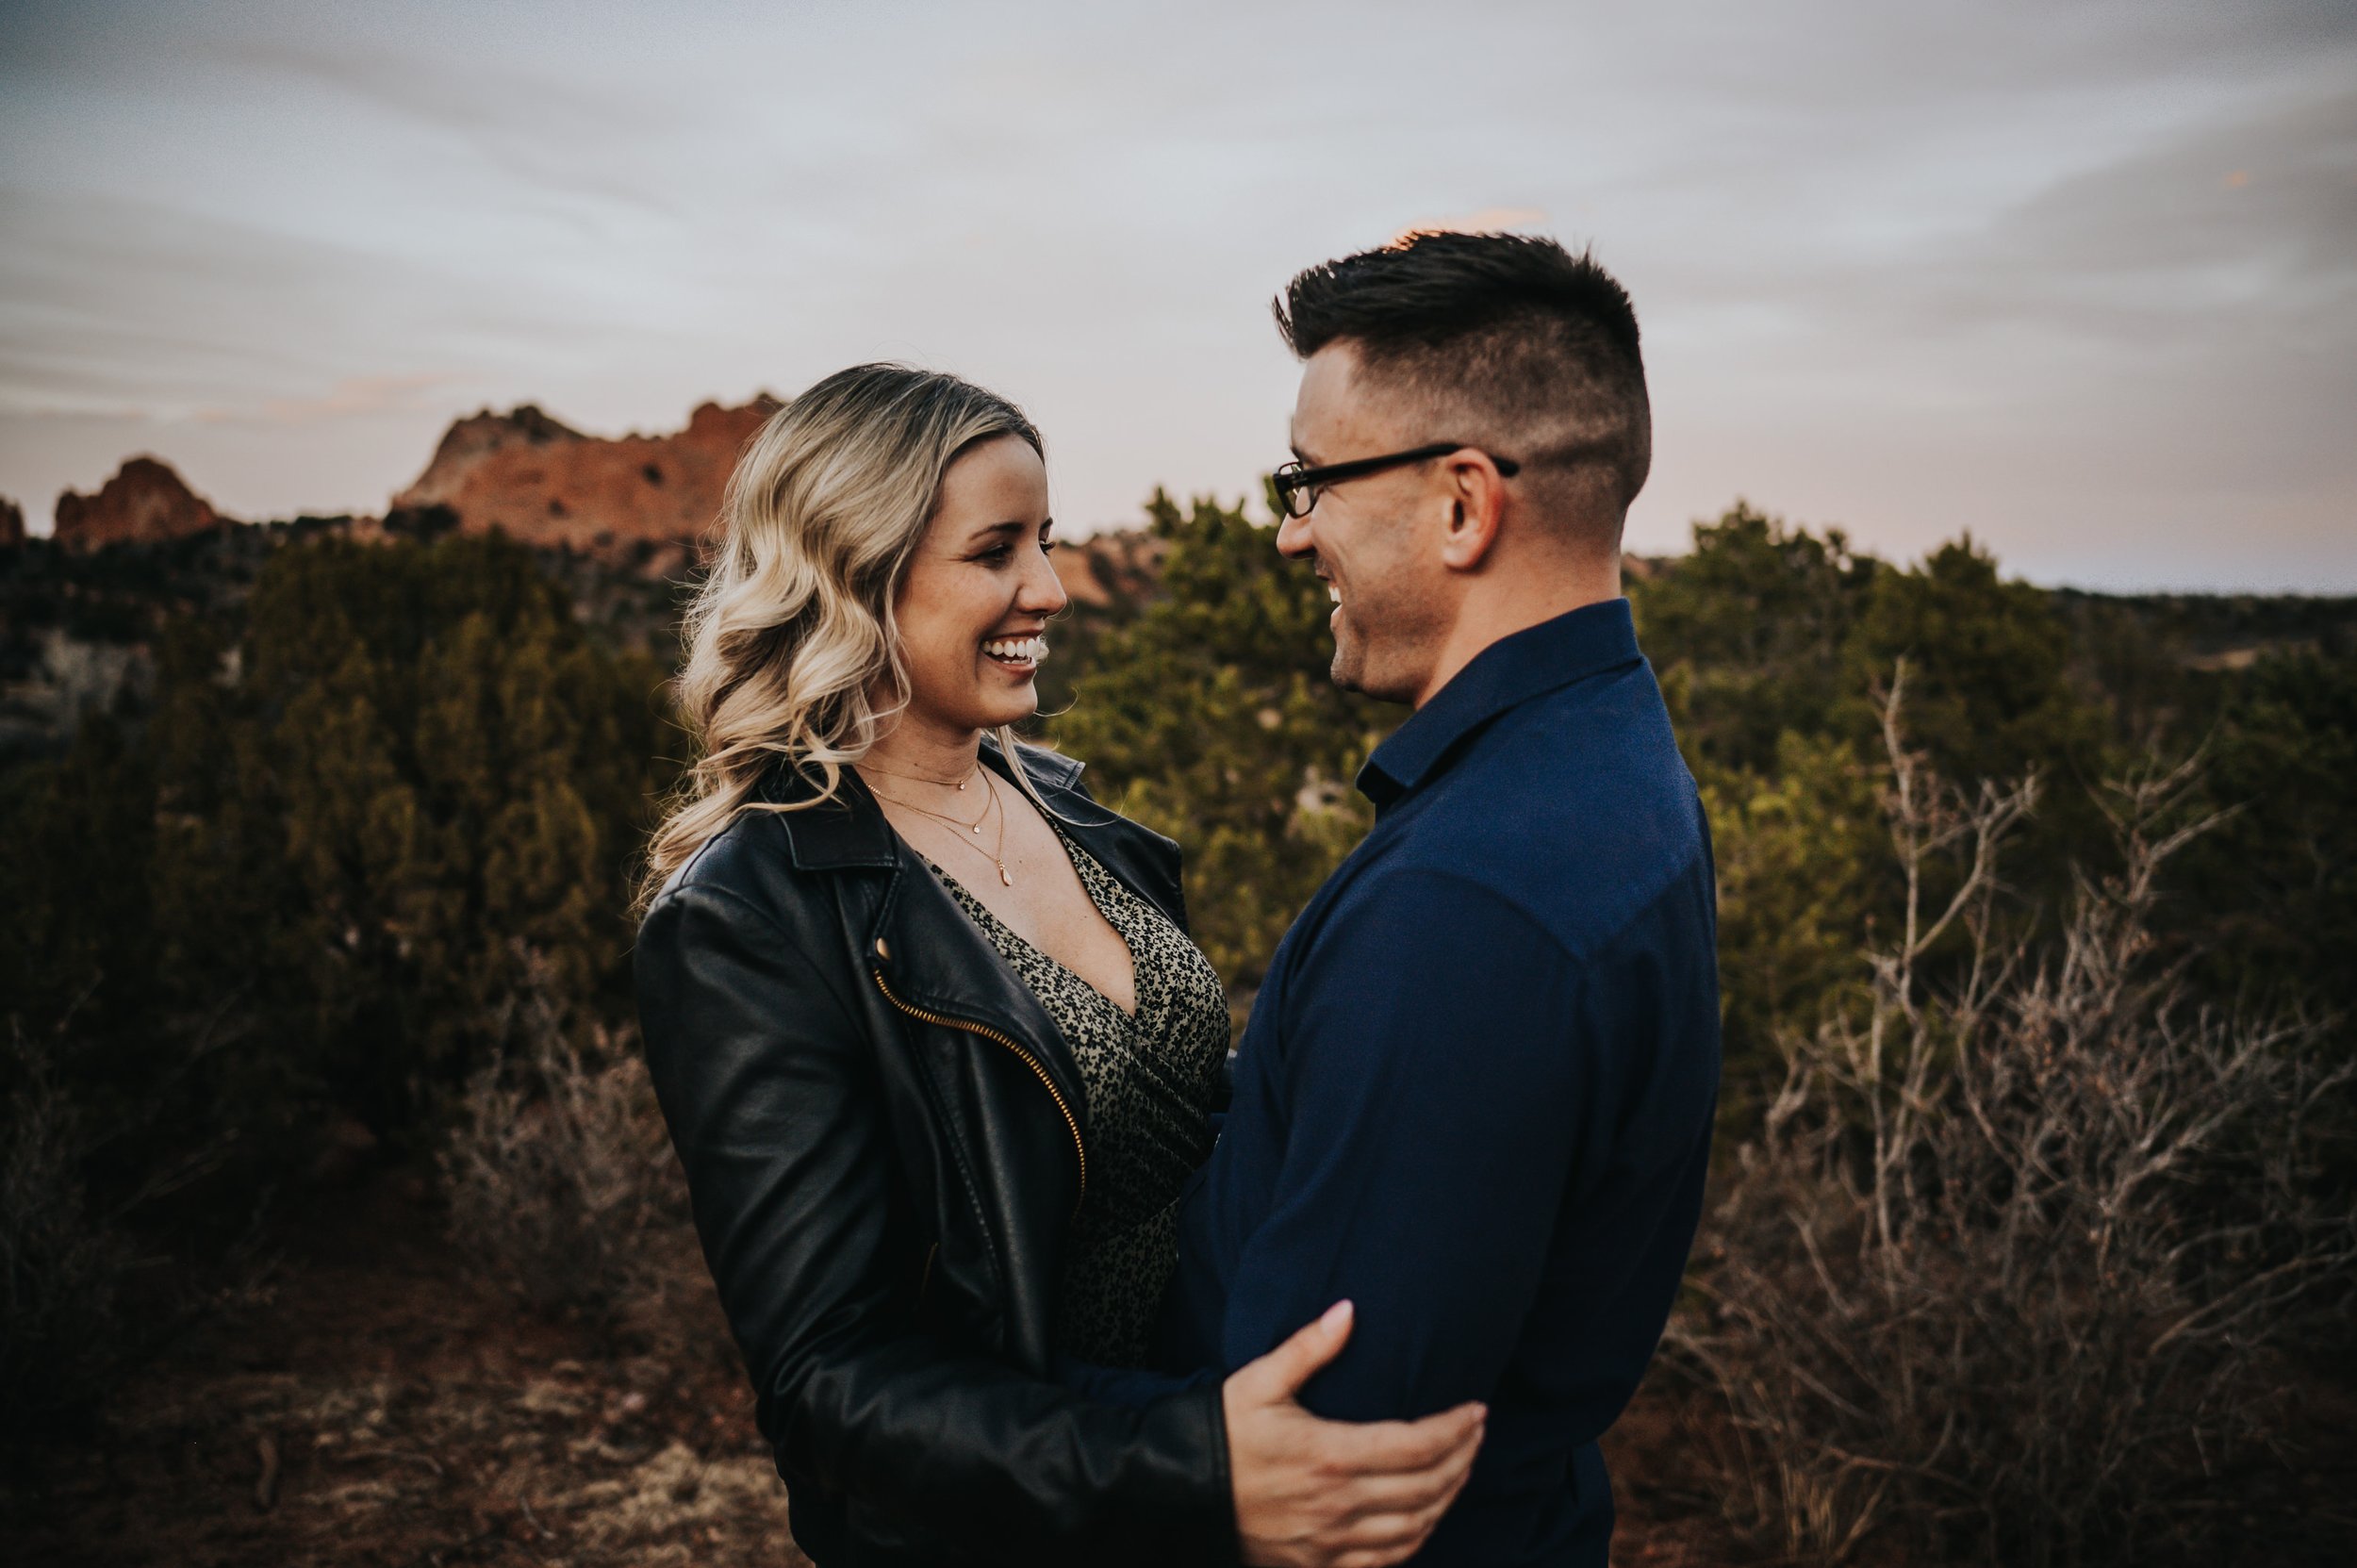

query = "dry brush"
1669;666;2357;1565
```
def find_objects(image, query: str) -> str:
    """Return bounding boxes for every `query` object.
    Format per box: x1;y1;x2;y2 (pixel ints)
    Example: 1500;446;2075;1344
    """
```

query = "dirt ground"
9;1169;806;1568
6;1167;1741;1568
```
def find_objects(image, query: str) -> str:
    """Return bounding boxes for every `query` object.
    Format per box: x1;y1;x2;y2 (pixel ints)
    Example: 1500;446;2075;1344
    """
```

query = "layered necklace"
861;760;1017;887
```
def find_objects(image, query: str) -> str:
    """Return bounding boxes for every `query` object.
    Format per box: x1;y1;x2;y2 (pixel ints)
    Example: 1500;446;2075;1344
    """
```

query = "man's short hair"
1276;232;1651;532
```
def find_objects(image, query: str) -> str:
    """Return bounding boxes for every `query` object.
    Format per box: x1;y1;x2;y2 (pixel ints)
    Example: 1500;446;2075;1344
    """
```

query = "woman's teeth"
982;635;1047;665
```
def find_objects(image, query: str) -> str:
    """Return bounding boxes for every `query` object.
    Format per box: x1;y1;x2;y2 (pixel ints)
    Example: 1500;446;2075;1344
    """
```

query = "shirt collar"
1356;597;1641;810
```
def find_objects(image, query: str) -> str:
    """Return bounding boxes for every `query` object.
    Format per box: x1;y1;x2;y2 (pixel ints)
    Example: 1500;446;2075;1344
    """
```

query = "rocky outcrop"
0;495;23;549
391;398;779;556
52;458;225;552
1052;529;1167;610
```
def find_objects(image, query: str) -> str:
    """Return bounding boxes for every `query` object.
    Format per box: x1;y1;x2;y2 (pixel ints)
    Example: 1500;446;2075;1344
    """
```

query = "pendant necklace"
876;770;1016;886
865;772;993;835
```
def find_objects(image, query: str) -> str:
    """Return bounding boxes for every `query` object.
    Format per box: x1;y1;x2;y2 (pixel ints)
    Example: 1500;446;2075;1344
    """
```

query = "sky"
2;0;2351;591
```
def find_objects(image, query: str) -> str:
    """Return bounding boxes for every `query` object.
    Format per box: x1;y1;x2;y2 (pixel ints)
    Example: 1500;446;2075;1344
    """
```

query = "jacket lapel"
759;751;1086;1130
750;738;1194;1136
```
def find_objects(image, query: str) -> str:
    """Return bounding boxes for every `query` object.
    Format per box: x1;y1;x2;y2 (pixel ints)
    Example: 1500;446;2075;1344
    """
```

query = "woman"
633;364;1482;1567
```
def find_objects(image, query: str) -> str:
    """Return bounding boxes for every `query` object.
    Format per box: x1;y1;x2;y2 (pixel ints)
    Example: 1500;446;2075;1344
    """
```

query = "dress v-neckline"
924;834;1142;1021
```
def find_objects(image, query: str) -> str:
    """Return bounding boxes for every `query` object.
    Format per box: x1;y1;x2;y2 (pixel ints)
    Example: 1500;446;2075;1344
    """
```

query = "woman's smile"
982;633;1049;673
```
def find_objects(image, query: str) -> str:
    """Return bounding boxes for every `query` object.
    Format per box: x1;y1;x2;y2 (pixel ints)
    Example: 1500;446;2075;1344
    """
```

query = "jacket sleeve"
634;880;1237;1566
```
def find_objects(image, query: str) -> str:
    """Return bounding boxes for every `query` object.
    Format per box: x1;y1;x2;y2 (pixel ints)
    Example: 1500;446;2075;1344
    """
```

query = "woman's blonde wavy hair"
634;363;1047;915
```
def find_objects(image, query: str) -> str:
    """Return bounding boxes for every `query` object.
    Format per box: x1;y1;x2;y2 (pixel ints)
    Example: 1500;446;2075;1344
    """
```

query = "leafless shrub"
0;1034;141;1433
1669;665;2357;1566
438;948;729;1366
1;994;271;1441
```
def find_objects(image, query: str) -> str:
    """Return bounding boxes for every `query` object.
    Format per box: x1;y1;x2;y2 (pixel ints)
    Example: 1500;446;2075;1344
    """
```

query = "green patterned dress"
919;826;1229;1366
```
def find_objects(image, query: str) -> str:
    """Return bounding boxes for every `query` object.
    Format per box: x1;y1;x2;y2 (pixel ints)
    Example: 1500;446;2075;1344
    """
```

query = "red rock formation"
1052;529;1167;609
52;457;225;552
0;495;24;549
392;398;779;555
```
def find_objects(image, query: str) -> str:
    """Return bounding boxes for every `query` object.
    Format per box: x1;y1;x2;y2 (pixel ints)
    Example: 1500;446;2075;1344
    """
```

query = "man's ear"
1437;454;1508;572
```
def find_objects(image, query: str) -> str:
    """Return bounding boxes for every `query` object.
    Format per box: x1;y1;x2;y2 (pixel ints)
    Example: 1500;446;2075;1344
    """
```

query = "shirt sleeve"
1055;1352;1218;1410
1211;867;1615;1422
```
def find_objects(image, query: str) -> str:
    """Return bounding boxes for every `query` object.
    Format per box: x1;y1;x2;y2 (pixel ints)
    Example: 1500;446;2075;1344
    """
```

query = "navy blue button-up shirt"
1162;598;1721;1566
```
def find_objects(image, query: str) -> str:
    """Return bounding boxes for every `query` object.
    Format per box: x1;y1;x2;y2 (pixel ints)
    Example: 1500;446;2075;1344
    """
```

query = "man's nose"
1275;510;1315;559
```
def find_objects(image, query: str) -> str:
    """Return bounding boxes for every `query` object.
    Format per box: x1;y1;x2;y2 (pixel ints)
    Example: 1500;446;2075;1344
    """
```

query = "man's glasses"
1271;442;1522;520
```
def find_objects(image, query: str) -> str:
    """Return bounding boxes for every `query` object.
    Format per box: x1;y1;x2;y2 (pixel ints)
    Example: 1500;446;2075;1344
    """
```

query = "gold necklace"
857;755;982;791
866;774;993;835
881;771;1016;886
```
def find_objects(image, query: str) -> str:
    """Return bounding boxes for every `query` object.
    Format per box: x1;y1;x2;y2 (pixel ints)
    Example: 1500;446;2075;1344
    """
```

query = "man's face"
1277;343;1454;703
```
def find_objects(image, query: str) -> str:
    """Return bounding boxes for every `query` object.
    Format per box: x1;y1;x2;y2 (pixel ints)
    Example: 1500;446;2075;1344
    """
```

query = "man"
1162;232;1722;1565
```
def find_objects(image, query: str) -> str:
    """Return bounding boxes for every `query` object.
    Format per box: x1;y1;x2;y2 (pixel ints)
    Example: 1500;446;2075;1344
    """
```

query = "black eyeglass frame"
1271;442;1521;520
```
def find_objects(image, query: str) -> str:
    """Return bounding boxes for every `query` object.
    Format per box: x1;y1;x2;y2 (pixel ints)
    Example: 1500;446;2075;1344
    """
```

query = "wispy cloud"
220;38;683;221
216;372;451;426
1;0;2350;586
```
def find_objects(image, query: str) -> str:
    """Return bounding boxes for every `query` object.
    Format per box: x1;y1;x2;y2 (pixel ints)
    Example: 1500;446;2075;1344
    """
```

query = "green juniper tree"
1044;490;1386;1008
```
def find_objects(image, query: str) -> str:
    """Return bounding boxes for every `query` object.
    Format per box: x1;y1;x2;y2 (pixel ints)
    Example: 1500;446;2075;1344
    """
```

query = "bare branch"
1673;685;2354;1564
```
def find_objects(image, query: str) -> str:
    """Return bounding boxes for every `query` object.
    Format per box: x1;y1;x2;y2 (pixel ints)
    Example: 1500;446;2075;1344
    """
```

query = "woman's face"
891;434;1066;736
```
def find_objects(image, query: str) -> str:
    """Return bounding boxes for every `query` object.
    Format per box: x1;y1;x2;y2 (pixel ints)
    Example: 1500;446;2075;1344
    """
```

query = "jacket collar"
751;736;1132;1141
1357;597;1641;810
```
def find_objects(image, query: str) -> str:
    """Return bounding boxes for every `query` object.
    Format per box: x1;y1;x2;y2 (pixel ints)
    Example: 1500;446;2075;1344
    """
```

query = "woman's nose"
1019;543;1069;616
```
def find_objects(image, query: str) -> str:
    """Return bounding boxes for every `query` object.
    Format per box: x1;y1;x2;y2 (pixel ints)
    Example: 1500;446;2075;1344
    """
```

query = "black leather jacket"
634;736;1237;1568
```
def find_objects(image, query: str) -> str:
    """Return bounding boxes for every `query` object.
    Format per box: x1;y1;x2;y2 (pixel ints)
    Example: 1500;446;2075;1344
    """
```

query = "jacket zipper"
873;969;1088;1213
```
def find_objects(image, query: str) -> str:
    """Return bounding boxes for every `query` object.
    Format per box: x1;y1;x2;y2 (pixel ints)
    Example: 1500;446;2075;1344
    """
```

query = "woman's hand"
1224;1300;1486;1568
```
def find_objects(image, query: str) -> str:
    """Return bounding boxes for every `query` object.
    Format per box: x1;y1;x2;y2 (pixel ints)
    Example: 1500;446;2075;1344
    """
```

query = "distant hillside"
10;397;2354;771
0;498;1165;767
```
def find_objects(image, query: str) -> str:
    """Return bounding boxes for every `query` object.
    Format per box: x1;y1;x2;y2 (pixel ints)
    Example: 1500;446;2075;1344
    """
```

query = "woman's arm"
638;880;1230;1564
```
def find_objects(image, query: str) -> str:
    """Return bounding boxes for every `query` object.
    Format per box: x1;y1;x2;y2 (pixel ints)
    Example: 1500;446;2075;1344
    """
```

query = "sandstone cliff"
53;457;225;552
1051;527;1167;609
391;398;779;556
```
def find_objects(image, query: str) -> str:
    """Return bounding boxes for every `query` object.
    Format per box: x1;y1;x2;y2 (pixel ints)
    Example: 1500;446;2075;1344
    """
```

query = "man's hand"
1225;1301;1486;1568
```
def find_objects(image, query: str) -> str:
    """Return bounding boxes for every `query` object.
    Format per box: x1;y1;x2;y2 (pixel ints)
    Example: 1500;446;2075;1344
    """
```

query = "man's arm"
1212;868;1617;1421
1056;1353;1215;1410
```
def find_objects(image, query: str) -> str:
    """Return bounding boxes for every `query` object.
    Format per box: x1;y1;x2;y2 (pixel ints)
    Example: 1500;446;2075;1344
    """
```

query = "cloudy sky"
3;0;2350;589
